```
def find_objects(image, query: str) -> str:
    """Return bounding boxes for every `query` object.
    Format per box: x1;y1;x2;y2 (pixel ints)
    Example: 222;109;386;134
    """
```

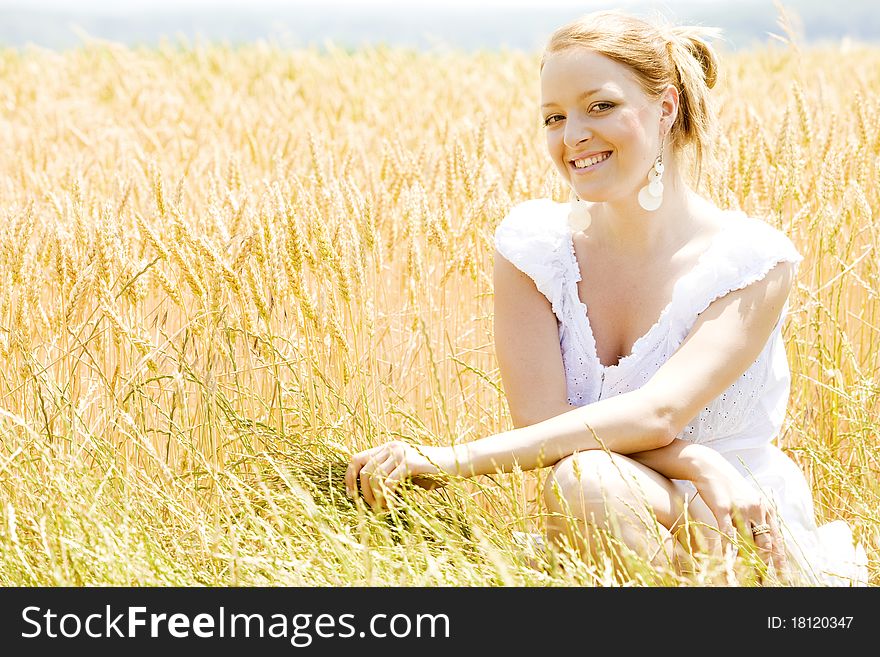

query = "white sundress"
494;197;868;586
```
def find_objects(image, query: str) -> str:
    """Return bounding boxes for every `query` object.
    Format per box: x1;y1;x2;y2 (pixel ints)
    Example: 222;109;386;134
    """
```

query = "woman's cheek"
547;140;568;178
627;107;656;145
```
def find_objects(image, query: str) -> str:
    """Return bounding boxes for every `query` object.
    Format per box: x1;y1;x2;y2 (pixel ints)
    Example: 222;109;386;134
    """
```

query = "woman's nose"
563;115;592;149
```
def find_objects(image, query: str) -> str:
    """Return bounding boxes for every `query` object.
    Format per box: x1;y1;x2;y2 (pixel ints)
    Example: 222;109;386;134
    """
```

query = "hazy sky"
2;0;872;52
0;0;725;8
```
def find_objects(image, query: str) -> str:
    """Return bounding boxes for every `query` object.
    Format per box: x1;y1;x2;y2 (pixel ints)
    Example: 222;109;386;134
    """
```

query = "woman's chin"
570;188;604;203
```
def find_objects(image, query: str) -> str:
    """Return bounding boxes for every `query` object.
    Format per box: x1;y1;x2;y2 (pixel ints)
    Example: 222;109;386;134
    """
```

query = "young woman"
344;10;867;586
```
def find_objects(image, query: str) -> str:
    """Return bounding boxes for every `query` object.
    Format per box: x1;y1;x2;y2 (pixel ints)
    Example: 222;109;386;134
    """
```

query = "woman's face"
540;47;667;204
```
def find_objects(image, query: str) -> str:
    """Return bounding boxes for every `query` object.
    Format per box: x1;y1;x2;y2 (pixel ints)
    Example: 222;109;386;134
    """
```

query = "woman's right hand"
692;458;788;576
344;441;452;510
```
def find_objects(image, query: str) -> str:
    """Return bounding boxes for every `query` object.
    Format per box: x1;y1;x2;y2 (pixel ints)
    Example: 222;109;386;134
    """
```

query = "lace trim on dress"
563;216;734;374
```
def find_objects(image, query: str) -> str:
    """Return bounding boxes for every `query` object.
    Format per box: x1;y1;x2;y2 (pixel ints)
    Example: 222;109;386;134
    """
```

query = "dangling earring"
567;190;592;232
638;131;666;212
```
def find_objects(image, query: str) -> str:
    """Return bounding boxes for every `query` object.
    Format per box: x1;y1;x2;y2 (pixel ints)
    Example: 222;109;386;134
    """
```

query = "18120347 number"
768;617;854;629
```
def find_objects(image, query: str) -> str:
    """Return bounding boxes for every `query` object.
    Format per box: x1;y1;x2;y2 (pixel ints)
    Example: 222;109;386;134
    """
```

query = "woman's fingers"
703;487;789;581
713;510;739;562
750;514;774;561
768;514;787;574
365;456;399;509
699;520;723;557
370;462;409;510
383;463;408;495
744;504;789;583
345;441;428;510
344;448;368;497
345;446;385;498
731;507;752;542
717;512;736;547
358;455;384;508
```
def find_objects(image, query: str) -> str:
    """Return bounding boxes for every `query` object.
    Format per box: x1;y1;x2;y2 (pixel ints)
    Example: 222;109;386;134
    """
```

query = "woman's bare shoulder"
690;194;733;232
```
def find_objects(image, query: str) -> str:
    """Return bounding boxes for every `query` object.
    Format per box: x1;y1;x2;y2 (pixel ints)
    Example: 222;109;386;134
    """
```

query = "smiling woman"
346;8;868;586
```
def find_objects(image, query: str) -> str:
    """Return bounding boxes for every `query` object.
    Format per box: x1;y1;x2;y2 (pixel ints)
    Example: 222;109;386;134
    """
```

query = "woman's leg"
543;450;719;574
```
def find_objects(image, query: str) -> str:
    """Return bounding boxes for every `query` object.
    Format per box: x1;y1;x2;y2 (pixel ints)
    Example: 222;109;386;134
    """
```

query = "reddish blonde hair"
541;9;723;184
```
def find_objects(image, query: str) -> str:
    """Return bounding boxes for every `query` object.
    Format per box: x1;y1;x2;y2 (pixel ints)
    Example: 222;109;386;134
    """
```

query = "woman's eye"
543;103;613;126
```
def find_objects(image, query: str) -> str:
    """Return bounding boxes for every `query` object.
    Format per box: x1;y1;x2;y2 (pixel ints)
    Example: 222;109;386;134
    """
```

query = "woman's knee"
543;450;633;517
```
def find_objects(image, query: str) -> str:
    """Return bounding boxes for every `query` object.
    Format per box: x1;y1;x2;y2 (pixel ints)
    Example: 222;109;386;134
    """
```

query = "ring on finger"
751;522;772;536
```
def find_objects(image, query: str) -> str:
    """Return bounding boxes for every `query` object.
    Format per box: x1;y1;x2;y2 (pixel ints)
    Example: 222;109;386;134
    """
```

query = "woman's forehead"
540;48;638;100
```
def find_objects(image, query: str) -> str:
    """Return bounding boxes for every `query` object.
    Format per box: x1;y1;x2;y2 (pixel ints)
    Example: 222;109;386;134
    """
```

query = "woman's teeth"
573;152;611;168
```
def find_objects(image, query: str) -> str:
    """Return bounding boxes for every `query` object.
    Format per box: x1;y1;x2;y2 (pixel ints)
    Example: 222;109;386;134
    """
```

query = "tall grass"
0;36;876;586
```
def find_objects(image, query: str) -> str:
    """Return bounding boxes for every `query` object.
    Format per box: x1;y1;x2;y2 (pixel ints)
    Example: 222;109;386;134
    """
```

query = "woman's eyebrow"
541;88;605;109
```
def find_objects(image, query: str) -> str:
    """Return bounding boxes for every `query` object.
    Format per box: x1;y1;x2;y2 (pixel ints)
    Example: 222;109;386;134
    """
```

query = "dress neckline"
565;217;737;372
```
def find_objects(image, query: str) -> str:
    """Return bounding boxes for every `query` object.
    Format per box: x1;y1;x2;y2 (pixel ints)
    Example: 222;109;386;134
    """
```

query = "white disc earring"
638;136;666;212
568;192;592;232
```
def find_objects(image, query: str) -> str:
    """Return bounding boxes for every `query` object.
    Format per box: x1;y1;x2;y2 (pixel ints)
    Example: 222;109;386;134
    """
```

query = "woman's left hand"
693;459;788;577
345;440;451;510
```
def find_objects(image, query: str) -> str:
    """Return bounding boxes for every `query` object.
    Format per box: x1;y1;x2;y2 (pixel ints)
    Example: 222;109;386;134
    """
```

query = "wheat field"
0;35;877;586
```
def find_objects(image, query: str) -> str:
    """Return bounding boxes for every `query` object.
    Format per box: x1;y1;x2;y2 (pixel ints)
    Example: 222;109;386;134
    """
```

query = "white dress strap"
493;198;570;316
670;213;804;340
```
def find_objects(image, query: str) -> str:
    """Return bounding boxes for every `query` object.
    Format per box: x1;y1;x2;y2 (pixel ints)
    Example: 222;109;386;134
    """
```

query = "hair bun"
668;26;721;89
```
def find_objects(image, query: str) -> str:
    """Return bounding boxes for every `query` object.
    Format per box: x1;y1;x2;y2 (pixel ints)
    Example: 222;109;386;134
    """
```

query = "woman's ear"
660;83;679;128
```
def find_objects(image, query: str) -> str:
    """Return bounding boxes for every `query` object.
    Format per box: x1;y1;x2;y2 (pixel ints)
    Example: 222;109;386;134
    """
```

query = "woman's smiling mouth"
569;151;612;173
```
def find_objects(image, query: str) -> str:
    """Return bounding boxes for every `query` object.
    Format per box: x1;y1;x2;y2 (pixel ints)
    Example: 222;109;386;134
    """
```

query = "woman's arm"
627;438;734;483
448;398;726;482
348;257;793;505
440;388;671;477
439;259;795;478
628;437;789;573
